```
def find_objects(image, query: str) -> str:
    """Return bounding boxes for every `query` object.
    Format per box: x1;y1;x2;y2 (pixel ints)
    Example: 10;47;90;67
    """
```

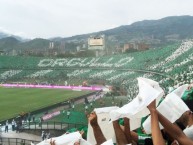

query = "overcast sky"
0;0;193;39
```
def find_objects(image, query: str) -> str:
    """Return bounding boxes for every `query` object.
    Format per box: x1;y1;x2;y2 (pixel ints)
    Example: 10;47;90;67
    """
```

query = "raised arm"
119;119;140;144
157;110;193;145
50;139;55;145
113;119;130;145
147;100;166;145
88;112;106;145
123;118;133;144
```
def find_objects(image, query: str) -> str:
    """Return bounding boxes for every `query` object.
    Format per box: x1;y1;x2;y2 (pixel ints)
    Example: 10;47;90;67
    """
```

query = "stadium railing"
0;137;39;145
23;121;86;131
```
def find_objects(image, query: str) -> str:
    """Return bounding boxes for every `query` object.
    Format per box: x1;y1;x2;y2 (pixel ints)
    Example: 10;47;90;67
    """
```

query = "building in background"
123;42;149;52
88;35;105;56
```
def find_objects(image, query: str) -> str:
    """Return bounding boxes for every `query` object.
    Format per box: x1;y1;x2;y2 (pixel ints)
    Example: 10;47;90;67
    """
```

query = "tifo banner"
42;111;60;121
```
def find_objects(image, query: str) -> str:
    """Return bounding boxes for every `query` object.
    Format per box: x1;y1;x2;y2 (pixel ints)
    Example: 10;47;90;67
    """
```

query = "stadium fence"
0;137;39;145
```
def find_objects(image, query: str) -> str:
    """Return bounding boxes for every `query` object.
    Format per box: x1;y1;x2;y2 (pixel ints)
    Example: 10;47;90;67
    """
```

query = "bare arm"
120;122;138;142
157;110;193;145
120;124;138;143
148;100;165;145
88;112;106;145
130;131;139;143
50;139;55;145
113;119;130;145
123;118;133;144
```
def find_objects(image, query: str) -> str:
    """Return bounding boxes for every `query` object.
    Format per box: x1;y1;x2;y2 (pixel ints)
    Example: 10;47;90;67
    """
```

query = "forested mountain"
1;15;193;52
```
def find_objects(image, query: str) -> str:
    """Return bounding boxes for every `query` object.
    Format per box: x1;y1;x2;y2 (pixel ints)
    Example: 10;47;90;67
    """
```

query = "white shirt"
183;125;193;140
12;120;15;125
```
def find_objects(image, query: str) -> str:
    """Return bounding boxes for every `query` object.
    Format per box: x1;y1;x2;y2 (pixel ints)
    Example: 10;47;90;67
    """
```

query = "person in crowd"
121;100;193;145
67;110;71;119
112;118;134;145
147;100;166;145
90;102;93;108
50;139;55;145
149;99;193;145
119;100;123;107
84;97;89;104
88;111;136;145
72;104;75;111
68;100;72;108
41;131;46;140
15;120;20;133
15;119;22;133
12;119;16;131
38;117;42;127
119;120;153;145
32;115;35;122
85;105;88;112
46;131;50;139
5;120;9;133
73;141;81;145
88;112;106;145
28;114;31;123
38;83;193;145
176;100;193;140
20;140;25;145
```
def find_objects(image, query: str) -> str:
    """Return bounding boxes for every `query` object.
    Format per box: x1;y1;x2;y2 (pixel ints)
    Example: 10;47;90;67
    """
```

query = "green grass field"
0;87;91;122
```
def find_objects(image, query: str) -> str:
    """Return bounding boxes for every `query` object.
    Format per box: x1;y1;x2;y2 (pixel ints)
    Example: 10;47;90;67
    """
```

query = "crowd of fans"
1;40;193;95
30;78;193;145
1;40;193;144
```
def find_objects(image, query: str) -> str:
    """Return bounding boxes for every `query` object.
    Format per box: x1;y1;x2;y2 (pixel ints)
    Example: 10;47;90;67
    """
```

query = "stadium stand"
1;40;193;144
0;40;193;95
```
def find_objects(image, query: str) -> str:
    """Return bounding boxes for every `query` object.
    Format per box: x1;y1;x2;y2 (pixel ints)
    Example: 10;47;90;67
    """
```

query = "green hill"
0;37;20;51
1;15;193;52
62;15;193;43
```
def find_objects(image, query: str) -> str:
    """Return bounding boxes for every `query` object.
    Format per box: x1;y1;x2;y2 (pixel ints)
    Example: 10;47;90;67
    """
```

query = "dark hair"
184;100;193;112
144;138;153;145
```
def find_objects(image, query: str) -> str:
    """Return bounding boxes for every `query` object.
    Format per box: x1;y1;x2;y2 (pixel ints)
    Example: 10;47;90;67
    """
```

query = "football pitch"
0;87;91;122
